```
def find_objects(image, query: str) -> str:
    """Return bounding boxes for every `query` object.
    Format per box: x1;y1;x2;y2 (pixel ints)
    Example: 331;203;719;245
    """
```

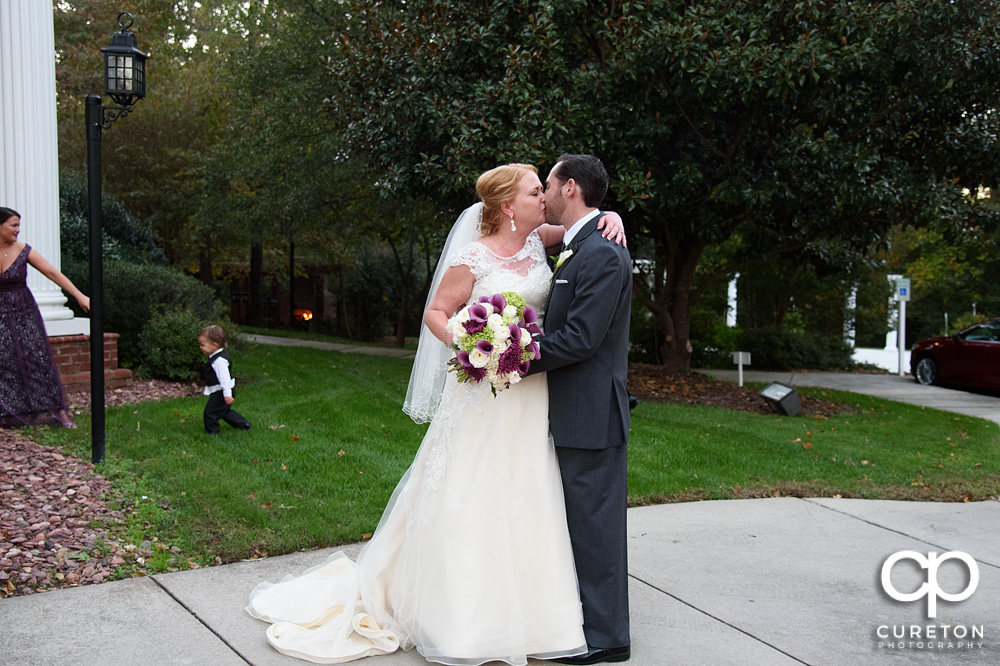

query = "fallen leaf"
291;435;300;441
338;450;346;456
281;464;288;470
277;504;297;509
803;442;812;450
791;438;801;443
262;503;272;509
249;493;257;498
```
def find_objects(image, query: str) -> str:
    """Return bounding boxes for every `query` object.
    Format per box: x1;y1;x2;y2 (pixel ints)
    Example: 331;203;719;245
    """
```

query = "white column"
726;273;739;327
0;0;89;336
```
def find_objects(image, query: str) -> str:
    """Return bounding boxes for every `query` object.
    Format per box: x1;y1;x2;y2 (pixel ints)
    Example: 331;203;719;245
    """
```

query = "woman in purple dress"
0;207;90;427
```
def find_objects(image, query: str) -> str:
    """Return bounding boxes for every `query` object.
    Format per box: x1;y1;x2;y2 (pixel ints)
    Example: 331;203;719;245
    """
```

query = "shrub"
737;328;855;371
63;260;223;368
690;324;744;369
139;309;205;380
59;173;167;265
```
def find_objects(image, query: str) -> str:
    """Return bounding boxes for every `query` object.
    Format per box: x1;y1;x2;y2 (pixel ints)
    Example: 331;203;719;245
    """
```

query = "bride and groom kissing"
248;154;633;666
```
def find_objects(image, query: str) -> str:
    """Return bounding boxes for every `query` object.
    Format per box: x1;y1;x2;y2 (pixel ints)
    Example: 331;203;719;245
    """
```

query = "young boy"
199;325;252;434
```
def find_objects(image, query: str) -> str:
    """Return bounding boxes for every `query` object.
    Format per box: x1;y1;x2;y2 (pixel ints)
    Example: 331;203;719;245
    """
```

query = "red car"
910;318;1000;387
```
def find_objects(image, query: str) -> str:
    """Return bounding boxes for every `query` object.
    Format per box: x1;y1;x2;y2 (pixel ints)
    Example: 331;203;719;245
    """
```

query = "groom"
529;154;632;664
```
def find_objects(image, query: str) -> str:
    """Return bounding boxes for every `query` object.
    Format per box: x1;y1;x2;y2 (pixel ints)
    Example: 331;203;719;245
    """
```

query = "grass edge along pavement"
13;344;1000;596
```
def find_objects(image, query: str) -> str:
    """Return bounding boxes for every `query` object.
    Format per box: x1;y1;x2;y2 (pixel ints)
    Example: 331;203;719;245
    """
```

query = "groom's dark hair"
553;154;609;208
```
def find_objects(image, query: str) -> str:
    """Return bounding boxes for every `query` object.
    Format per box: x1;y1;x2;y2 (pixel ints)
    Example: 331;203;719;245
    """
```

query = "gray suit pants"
557;443;630;648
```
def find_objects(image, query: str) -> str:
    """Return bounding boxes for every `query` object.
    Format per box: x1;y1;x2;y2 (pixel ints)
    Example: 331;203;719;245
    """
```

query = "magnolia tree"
276;0;1000;368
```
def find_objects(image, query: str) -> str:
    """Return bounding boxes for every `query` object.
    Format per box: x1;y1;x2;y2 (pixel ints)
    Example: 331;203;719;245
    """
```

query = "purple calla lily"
464;303;489;334
528;341;540;359
508;323;522;344
469;303;489;321
522;306;538;324
490;293;507;312
518;361;531;375
456;350;473;368
526;323;543;337
476;340;494;354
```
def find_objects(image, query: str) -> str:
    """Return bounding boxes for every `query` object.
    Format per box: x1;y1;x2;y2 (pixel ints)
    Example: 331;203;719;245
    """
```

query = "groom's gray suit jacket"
529;212;632;449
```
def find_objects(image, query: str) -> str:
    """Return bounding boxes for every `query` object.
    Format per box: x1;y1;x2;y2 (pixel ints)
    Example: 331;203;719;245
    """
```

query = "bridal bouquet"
445;292;543;394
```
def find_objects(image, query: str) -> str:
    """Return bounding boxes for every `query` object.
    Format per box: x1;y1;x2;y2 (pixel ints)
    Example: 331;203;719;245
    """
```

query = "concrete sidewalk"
1;498;997;665
698;369;1000;425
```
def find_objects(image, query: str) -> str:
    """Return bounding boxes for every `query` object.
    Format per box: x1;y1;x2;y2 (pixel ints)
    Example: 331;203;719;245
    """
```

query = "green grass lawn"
32;345;1000;571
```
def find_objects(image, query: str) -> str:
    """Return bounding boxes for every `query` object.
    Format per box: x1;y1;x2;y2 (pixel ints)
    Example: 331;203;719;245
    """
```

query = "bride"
247;164;626;665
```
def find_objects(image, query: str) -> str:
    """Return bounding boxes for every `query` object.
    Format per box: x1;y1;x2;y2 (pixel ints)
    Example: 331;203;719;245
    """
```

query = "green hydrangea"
457;329;494;352
503;291;527;320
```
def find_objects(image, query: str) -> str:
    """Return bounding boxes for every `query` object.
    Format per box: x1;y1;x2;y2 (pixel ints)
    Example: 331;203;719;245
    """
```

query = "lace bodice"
448;230;551;311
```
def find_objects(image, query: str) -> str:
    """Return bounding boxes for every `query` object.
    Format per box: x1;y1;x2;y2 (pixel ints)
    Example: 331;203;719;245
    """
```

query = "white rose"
487;313;504;331
469;349;490;368
502;305;517;319
495;326;510;342
455;327;468;339
507;373;521;385
457;308;471;323
519;328;531;346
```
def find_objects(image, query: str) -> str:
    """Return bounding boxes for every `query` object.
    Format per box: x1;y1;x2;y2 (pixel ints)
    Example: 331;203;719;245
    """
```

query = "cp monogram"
881;550;979;618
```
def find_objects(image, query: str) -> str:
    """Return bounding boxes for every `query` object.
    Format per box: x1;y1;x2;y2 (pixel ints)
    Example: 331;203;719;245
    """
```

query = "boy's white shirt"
203;348;235;398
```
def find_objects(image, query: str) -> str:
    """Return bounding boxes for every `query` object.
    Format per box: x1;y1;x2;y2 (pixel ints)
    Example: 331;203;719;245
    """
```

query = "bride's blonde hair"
476;163;537;237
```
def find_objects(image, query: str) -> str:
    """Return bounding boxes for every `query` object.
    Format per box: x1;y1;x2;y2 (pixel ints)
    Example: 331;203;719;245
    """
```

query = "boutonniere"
554;247;574;272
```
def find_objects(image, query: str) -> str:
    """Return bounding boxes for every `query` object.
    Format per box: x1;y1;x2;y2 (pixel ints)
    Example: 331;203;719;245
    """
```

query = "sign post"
732;351;751;387
895;278;911;377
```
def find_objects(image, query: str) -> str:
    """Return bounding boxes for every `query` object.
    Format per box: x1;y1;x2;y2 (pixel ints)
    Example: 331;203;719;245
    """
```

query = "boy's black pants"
204;392;250;434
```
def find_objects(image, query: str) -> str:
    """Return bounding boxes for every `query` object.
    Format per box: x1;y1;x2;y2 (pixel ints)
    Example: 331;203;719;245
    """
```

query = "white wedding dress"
247;229;586;665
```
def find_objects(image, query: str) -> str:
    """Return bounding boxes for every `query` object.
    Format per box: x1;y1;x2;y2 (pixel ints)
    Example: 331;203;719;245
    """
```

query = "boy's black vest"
204;349;232;387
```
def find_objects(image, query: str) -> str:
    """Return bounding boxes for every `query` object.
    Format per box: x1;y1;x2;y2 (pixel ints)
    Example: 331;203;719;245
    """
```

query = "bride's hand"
597;212;627;247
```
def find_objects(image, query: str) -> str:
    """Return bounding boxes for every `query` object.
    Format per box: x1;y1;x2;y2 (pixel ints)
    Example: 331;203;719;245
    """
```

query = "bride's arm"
424;264;475;346
536;212;628;256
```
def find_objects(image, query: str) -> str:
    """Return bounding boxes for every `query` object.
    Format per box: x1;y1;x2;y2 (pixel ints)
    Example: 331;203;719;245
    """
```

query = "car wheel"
914;356;939;386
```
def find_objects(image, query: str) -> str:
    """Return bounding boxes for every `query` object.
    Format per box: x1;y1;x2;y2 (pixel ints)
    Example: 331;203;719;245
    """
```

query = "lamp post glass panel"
87;12;147;463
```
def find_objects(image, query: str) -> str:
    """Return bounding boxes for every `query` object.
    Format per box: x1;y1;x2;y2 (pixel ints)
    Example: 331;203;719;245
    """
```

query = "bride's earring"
509;214;516;231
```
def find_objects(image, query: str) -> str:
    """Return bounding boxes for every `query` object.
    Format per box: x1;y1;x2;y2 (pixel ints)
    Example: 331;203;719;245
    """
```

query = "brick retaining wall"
48;334;133;394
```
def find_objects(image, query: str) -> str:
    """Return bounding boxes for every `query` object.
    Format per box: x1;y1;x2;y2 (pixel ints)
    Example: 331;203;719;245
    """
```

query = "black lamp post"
86;13;147;464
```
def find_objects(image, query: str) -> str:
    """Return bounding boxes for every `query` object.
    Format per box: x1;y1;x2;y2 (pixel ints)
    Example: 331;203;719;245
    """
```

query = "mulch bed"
1;380;202;599
66;379;202;415
626;363;849;417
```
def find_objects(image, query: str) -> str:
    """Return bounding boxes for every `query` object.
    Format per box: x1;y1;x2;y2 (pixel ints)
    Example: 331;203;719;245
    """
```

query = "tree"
54;0;253;266
312;0;1000;369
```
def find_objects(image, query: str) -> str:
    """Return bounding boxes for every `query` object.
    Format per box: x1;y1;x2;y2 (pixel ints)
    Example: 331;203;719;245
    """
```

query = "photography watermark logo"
876;550;985;651
881;550;979;618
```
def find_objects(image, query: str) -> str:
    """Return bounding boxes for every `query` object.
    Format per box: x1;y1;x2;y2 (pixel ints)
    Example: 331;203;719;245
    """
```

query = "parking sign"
895;278;911;302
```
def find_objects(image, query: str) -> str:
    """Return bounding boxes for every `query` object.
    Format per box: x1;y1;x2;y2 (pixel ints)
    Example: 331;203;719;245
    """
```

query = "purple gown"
0;245;72;427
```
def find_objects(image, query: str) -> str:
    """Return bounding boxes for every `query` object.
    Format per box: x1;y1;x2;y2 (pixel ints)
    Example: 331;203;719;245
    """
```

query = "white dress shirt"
561;209;602;248
203;349;235;398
